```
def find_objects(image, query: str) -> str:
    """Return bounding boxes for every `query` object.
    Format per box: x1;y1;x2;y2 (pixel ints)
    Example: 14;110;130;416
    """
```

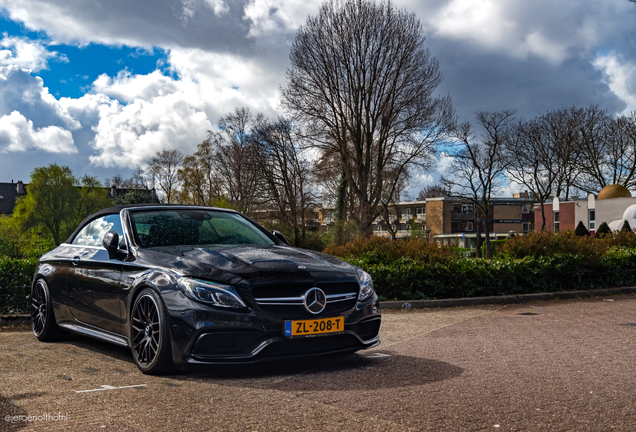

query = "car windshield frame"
128;208;277;249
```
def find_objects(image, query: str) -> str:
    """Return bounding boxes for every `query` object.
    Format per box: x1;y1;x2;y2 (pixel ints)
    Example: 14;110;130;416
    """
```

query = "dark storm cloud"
428;37;627;122
0;0;255;53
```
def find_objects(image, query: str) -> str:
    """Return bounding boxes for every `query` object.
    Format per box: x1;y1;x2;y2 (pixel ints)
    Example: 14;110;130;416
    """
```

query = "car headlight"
356;268;375;301
177;277;246;308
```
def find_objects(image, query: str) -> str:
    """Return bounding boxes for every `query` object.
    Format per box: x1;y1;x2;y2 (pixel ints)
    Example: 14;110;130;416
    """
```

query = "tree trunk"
475;210;483;259
540;201;546;230
359;199;374;238
484;210;492;259
335;173;347;246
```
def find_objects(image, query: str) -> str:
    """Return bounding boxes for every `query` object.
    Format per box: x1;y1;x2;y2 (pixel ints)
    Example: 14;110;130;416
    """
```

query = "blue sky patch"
38;44;169;98
1;14;170;99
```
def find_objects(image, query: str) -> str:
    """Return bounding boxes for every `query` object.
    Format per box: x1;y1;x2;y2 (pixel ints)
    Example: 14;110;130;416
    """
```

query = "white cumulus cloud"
594;53;636;114
92;70;179;103
243;0;319;37
0;34;63;72
89;95;213;168
0;110;76;153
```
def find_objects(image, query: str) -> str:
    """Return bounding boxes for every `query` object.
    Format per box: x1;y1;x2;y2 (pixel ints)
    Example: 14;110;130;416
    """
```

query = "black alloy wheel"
130;288;173;374
31;279;62;341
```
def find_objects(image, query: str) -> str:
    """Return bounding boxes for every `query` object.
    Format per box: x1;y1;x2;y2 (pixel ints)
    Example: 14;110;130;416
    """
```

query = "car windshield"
130;209;276;248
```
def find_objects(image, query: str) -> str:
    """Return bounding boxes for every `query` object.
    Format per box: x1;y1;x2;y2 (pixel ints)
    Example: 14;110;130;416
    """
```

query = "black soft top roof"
64;204;237;244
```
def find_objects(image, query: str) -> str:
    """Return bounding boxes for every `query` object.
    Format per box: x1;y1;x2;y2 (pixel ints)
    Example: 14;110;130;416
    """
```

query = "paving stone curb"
0;313;29;320
2;286;635;320
379;286;636;310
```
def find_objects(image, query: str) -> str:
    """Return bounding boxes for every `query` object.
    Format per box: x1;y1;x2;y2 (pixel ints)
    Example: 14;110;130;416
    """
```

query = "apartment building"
317;193;535;247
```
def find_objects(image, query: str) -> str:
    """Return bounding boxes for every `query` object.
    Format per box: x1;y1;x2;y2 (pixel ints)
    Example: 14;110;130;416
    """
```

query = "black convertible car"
31;205;381;374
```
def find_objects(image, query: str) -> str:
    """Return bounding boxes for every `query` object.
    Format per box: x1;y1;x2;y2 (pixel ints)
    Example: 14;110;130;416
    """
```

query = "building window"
522;222;529;232
522;204;530;214
416;206;425;215
554;211;560;232
452;203;474;213
589;210;595;231
451;221;473;232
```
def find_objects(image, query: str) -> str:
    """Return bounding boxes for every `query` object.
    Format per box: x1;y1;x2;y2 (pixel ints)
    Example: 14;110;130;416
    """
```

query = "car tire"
31;279;63;341
130;288;174;375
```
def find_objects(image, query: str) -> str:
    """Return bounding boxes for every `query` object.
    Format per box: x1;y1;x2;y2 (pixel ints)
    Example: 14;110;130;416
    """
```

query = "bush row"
342;246;636;301
323;236;460;265
0;258;36;314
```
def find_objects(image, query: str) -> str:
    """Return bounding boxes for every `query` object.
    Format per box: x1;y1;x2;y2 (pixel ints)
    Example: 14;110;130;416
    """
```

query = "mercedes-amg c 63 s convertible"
31;205;381;374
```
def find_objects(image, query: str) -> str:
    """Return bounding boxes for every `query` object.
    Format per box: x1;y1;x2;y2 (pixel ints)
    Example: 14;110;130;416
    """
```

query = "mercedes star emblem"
303;287;327;314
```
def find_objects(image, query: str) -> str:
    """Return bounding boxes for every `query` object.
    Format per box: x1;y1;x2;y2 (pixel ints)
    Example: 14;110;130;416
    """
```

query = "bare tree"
507;118;557;230
417;183;448;200
506;107;591;229
541;107;585;201
577;109;636;192
148;149;184;204
281;0;455;237
443;111;515;258
105;166;154;190
207;108;262;215
313;148;343;205
377;167;409;240
252;117;316;246
178;139;223;206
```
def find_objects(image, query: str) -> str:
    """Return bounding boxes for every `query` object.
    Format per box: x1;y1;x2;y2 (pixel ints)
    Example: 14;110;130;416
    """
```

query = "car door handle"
72;256;80;266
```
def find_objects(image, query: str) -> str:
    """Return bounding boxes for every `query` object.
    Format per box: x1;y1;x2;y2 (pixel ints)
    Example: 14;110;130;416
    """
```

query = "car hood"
138;244;357;286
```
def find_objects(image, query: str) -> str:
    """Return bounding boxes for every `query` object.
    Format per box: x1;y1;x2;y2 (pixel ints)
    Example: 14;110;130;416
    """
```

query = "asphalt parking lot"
2;295;636;431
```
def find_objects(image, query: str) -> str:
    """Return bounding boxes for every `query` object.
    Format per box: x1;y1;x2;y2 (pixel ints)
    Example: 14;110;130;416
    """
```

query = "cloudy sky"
0;0;635;198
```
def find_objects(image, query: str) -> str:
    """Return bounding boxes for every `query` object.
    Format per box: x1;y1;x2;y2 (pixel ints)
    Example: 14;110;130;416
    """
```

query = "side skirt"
58;322;129;348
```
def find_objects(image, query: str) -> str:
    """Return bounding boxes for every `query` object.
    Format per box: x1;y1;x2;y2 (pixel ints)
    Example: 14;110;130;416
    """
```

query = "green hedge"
345;246;636;301
0;258;36;314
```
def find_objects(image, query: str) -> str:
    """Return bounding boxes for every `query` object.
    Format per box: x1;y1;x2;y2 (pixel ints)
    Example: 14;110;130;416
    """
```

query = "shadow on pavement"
62;334;134;364
167;352;464;391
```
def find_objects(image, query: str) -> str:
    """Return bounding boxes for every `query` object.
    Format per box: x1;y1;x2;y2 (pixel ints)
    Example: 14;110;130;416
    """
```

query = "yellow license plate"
284;317;344;336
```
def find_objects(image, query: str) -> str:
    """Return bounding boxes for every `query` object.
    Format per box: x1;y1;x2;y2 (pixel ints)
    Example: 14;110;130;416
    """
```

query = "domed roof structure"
597;184;632;200
609;203;636;231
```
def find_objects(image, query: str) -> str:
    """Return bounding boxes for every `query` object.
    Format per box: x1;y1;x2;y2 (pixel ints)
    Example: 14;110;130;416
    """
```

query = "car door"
66;213;127;335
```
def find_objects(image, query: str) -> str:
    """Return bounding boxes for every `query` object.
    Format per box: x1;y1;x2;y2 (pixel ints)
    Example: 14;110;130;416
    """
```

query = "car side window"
72;214;126;248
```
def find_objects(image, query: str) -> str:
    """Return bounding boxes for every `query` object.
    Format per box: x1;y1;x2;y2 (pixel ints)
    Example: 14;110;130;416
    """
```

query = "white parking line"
364;353;391;358
75;384;147;393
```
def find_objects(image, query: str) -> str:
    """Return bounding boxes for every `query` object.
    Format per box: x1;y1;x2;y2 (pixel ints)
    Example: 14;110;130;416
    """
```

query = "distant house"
0;181;27;215
108;186;159;204
0;180;159;215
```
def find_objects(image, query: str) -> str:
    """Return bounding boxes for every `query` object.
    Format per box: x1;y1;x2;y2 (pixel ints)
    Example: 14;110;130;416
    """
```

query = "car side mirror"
272;230;289;245
103;230;120;258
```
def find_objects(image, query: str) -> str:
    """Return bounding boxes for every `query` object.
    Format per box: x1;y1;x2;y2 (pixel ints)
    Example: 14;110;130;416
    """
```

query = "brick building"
533;184;636;234
317;193;535;247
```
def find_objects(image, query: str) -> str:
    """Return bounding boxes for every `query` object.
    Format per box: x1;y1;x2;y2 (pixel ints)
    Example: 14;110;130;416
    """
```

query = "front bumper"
167;295;381;365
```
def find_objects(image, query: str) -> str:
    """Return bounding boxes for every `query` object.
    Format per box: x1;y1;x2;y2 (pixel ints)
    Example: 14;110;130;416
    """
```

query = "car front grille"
252;281;359;318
